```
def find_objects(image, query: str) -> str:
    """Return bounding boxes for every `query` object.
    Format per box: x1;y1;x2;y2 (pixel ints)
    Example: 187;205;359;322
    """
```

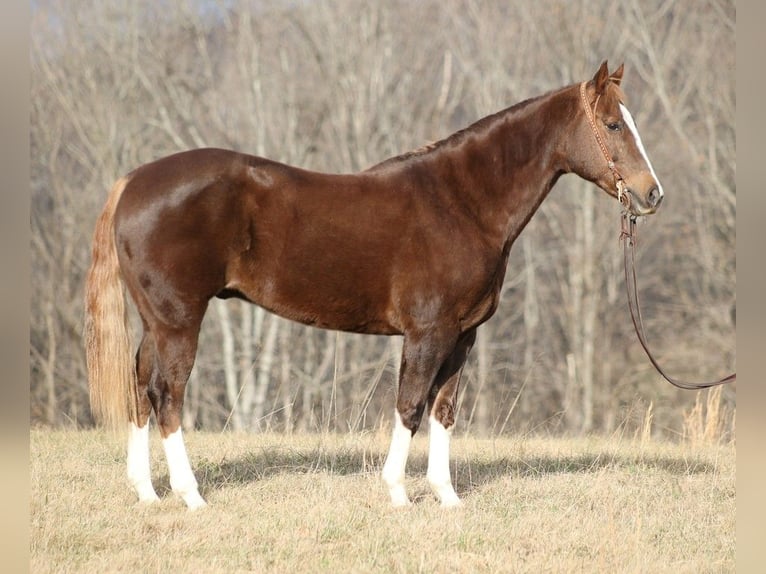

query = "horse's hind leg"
150;324;206;510
126;331;161;503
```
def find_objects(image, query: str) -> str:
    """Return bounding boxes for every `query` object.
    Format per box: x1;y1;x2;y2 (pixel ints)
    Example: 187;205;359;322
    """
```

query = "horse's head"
571;61;664;217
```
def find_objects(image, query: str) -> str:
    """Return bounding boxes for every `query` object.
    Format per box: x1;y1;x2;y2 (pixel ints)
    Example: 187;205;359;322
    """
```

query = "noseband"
579;82;630;210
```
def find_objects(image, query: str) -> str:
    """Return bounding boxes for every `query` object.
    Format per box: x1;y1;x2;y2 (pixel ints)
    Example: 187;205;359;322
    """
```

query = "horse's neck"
429;87;573;246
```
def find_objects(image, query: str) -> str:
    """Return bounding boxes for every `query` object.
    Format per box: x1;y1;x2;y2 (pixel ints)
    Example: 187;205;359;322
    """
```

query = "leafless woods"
31;0;735;437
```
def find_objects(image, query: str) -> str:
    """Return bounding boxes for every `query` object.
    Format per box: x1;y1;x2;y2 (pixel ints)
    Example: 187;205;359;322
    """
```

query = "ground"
30;428;734;573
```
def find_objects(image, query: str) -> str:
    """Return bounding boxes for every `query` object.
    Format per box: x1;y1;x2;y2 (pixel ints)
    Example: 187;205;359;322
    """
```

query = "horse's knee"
396;401;426;435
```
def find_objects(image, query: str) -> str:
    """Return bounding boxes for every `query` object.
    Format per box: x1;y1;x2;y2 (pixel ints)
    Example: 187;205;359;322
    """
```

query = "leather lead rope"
620;214;736;389
581;80;734;389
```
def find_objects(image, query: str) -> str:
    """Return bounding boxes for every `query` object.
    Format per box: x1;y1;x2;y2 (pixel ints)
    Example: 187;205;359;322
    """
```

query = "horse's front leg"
382;328;458;507
426;328;476;507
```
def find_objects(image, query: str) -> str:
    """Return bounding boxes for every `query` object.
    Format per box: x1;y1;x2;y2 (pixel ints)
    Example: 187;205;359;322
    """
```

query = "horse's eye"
606;121;623;132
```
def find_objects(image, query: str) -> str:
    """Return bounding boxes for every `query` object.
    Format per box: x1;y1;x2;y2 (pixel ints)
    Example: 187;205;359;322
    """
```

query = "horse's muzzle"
625;185;663;216
647;186;664;210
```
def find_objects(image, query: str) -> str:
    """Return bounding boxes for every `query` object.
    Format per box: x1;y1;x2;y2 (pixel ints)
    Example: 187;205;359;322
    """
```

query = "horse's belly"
226;253;400;336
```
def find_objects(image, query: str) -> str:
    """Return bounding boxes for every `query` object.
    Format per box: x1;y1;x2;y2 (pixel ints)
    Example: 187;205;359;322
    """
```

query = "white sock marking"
382;411;412;507
162;428;207;510
427;415;461;507
127;422;159;503
619;103;664;197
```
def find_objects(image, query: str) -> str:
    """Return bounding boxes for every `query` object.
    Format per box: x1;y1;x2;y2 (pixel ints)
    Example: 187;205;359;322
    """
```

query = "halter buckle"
619;210;636;246
616;177;629;209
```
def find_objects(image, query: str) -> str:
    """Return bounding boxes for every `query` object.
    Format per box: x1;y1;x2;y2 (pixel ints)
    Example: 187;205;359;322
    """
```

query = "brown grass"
30;428;734;573
682;387;734;447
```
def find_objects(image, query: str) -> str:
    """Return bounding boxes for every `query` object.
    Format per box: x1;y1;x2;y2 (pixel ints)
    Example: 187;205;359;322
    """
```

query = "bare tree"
30;0;734;438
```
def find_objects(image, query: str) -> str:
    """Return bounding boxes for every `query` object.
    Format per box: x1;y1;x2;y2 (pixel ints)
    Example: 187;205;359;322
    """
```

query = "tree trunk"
215;300;243;430
252;310;279;430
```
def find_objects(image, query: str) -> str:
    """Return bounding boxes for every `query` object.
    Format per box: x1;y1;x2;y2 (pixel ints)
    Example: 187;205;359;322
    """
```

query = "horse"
84;61;664;509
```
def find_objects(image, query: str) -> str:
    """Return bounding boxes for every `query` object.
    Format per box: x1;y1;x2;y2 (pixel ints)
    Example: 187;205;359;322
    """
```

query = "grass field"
30;427;734;573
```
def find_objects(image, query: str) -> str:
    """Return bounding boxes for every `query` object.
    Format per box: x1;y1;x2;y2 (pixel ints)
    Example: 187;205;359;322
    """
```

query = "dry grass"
682;387;734;447
30;428;734;573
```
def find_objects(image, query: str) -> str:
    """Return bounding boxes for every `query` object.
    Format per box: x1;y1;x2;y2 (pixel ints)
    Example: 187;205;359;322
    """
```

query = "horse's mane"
365;93;546;171
367;78;624;173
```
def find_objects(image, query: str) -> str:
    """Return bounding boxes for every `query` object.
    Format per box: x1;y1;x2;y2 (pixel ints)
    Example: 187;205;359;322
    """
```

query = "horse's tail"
84;176;138;430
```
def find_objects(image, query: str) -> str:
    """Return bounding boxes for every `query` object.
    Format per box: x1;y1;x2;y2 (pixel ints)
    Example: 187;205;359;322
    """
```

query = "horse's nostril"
648;186;663;208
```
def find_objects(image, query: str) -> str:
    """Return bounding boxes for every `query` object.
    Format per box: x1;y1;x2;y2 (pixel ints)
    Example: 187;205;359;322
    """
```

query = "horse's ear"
610;63;625;86
592;60;610;94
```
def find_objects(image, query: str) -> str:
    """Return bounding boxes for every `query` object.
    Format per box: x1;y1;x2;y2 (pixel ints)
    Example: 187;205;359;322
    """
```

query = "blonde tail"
84;176;138;429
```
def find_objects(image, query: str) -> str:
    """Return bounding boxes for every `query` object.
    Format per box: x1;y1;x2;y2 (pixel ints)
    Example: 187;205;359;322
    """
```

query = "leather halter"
580;81;735;390
579;82;629;209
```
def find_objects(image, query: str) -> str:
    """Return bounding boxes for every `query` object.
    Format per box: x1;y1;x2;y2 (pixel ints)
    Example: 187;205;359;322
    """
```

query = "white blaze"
619;103;664;197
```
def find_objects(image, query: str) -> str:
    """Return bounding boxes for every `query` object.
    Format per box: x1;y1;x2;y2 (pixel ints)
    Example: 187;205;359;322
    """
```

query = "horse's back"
108;147;496;336
109;148;404;332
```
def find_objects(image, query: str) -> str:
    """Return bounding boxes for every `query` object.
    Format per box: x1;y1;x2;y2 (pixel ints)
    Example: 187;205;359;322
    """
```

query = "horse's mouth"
620;188;662;217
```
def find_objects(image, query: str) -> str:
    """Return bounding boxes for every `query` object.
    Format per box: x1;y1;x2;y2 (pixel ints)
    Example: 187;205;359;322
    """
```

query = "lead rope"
620;213;736;389
581;80;734;389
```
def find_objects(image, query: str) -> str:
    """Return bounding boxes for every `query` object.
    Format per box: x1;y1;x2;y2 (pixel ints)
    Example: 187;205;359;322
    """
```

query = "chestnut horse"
85;62;663;509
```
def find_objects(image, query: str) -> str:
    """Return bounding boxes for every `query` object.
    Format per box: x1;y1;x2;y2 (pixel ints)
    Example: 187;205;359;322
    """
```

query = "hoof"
181;491;208;511
440;496;463;508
